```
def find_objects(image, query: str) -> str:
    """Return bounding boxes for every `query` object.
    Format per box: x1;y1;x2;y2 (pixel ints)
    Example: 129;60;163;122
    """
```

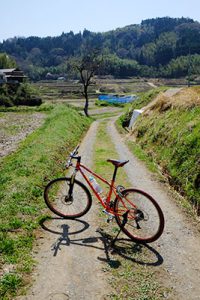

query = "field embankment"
124;87;200;213
0;104;92;299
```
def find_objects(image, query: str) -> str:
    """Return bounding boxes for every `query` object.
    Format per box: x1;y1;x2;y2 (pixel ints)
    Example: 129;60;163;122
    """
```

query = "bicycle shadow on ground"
40;217;163;267
97;228;163;267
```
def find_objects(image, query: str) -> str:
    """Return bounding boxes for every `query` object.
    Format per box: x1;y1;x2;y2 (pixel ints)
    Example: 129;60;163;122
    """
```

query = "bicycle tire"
44;177;92;219
114;188;164;243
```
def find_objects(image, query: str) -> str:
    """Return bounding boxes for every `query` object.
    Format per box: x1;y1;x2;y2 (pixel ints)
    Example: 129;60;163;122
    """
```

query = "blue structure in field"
98;94;137;104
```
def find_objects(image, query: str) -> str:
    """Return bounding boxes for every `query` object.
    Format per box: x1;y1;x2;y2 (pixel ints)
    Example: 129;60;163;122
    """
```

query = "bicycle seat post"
112;165;118;183
107;159;129;183
110;160;129;183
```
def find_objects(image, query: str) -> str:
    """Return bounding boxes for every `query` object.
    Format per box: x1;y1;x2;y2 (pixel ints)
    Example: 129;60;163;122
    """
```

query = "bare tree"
75;49;101;117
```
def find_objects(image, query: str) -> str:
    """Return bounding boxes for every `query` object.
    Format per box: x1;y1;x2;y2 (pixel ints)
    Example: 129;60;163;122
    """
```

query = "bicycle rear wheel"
114;188;164;243
44;177;92;219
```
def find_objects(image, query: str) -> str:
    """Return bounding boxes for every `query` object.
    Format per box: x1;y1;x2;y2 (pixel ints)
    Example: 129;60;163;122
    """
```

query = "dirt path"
107;119;200;299
89;107;122;116
18;115;200;300
164;88;182;97
147;82;157;88
18;121;111;300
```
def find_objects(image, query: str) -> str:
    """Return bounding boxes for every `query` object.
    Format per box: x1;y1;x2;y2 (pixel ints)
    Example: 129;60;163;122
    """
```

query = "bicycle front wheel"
114;188;164;243
44;177;92;219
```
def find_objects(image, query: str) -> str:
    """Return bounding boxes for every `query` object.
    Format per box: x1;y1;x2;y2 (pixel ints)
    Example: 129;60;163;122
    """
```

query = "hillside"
128;87;200;213
0;17;200;80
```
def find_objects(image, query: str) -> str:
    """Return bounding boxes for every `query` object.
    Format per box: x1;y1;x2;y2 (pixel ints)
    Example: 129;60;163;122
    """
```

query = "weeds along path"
19;120;111;300
107;118;200;300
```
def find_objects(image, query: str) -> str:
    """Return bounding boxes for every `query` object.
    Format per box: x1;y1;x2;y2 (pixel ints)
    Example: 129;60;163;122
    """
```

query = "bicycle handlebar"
71;144;80;157
65;144;80;168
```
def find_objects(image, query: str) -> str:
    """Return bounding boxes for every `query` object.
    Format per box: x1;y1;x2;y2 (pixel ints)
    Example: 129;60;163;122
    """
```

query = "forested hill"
1;17;200;80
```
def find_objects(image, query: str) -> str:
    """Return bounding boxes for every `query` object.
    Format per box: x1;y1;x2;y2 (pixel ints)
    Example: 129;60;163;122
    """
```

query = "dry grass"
144;87;200;114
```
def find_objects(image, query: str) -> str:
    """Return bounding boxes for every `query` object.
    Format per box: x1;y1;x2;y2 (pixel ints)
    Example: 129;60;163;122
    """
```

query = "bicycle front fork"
68;174;75;196
66;170;77;201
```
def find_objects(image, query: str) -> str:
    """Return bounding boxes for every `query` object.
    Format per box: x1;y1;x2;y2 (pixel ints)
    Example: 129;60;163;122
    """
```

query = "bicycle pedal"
103;209;114;216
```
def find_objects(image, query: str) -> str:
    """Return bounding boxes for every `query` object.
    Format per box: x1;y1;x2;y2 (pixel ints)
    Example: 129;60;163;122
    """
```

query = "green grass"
93;121;129;188
95;99;126;108
0;273;22;298
114;119;158;175
93;121;166;300
0;102;54;112
126;140;158;174
132;107;200;211
0;104;92;299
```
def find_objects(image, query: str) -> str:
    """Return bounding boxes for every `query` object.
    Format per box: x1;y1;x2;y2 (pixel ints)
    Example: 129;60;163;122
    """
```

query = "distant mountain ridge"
0;17;200;80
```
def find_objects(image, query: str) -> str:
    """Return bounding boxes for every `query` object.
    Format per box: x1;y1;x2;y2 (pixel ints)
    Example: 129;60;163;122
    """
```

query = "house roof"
6;75;27;78
0;68;27;82
0;68;17;73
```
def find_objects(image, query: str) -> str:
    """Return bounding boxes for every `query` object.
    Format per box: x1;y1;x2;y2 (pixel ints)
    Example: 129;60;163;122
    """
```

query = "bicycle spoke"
44;178;92;218
114;189;164;243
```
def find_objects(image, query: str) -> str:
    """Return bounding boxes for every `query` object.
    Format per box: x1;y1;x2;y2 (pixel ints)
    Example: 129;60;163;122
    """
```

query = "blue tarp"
98;94;137;103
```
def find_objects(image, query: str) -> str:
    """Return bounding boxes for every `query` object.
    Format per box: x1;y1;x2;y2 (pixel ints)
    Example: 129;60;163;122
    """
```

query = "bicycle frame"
70;157;138;219
72;157;118;213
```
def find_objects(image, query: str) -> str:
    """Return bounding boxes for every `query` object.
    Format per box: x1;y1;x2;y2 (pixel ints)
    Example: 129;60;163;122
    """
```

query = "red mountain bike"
44;145;164;243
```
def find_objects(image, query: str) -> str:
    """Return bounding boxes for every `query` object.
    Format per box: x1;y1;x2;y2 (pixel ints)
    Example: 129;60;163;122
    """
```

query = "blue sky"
0;0;200;41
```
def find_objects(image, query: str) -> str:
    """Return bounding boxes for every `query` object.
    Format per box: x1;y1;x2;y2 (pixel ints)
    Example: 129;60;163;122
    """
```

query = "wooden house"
0;68;27;84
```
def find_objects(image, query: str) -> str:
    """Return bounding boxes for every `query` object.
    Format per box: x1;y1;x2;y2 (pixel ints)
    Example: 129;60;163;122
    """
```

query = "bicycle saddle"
107;159;129;167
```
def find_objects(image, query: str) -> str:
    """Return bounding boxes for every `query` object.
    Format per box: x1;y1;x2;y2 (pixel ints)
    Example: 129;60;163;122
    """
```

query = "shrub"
0;83;42;107
0;94;13;107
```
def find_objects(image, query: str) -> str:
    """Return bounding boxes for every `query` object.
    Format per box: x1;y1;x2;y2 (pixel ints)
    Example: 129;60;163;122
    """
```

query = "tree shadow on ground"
40;217;163;268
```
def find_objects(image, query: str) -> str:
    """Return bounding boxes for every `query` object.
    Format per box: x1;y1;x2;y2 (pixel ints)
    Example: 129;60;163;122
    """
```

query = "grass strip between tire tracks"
93;120;167;300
